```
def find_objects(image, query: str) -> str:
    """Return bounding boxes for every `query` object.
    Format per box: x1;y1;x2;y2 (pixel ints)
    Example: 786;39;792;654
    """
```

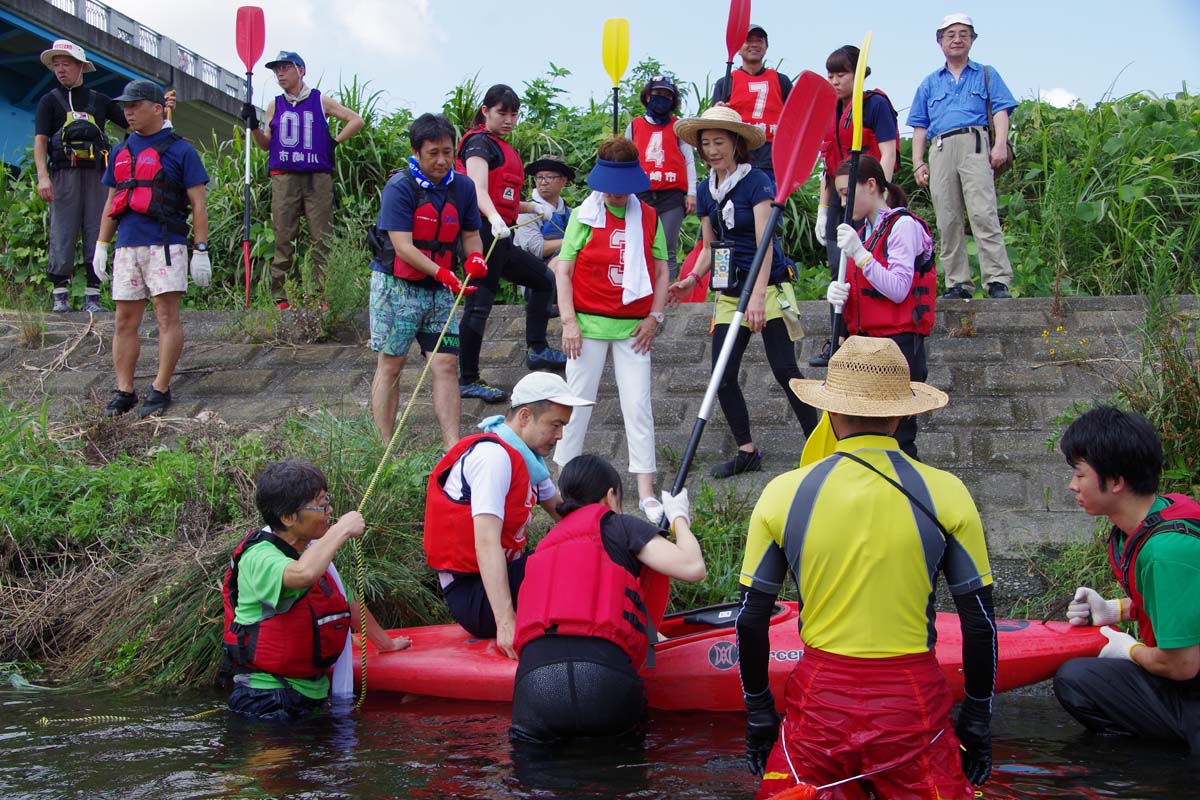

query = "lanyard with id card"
710;240;733;290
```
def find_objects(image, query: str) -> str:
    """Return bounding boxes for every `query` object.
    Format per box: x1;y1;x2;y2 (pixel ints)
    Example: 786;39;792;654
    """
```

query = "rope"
36;707;224;726
348;216;542;710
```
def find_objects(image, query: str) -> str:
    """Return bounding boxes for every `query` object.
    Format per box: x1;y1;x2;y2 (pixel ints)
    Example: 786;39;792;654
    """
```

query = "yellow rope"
36;707;224;726
349;217;540;710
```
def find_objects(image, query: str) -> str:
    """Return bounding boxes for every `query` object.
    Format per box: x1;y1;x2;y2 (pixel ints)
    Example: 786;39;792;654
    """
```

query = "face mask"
646;94;674;122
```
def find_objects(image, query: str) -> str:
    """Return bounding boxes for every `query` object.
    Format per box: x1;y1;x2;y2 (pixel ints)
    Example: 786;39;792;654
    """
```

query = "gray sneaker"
82;295;106;313
52;293;71;313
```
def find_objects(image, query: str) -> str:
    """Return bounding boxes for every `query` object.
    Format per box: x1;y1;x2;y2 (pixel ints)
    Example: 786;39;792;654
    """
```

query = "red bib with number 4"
631;117;687;192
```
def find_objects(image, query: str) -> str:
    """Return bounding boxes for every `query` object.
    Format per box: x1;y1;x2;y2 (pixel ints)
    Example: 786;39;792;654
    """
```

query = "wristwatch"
649;311;665;324
194;242;208;252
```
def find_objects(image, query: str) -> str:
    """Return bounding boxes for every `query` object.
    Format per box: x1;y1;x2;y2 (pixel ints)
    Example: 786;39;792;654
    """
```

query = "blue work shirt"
370;169;481;274
906;60;1017;139
101;129;209;247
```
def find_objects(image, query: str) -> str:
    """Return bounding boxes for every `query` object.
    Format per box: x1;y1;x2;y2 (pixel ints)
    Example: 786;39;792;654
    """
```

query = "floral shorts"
112;245;188;301
369;271;460;357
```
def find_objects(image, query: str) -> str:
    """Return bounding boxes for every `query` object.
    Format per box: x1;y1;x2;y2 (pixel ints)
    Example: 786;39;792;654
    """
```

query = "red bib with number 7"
728;69;784;142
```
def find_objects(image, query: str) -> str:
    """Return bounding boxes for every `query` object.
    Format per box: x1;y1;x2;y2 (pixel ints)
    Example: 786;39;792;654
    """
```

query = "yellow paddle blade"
602;18;630;88
851;31;873;151
800;411;838;466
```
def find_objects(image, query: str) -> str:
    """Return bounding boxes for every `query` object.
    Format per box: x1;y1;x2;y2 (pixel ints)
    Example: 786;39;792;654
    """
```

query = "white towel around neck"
577;191;653;306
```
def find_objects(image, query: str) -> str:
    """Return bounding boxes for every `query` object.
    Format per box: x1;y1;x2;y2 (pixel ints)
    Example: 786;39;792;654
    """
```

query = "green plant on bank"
1;393;773;689
5;68;1196;307
1019;290;1199;619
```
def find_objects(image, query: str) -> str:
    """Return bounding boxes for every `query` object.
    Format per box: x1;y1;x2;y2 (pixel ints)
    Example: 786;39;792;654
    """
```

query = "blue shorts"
369;270;460;357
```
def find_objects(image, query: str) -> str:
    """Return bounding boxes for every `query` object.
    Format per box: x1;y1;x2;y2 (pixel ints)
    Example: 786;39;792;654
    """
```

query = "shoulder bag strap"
835;451;950;541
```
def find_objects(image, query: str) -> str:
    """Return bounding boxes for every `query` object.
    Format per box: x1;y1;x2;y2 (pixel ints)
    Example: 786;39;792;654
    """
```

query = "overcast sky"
104;0;1200;131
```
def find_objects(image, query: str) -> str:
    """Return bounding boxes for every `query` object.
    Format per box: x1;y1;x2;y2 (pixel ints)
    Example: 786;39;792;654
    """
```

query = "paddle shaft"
670;202;783;496
242;71;254;309
829;149;861;353
612;87;619;135
724;63;734;102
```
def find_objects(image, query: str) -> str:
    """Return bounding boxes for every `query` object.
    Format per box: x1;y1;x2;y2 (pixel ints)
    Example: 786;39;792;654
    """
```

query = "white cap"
510;372;594;408
938;12;975;31
40;39;96;73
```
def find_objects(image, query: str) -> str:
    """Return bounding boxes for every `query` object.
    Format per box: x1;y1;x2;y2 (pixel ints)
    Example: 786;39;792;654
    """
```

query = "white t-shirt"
442;440;555;519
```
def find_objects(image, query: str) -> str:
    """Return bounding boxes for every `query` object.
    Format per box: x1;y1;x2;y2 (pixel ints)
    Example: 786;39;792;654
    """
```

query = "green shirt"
560;203;668;340
1120;496;1200;649
234;539;331;699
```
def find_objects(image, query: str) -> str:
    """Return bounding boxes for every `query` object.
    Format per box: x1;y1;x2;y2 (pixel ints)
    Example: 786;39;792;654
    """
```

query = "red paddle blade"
235;6;266;73
771;70;838;202
724;0;752;61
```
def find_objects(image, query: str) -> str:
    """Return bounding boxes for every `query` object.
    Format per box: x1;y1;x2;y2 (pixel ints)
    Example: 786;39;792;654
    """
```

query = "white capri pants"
553;336;656;474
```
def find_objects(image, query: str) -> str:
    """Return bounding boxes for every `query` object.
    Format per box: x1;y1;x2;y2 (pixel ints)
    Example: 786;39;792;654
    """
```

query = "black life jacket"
48;88;110;169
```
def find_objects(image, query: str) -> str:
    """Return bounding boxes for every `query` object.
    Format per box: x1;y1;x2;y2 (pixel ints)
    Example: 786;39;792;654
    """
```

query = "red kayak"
354;602;1105;711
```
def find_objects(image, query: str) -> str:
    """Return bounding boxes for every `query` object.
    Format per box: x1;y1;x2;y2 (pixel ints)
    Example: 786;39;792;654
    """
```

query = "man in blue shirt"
368;113;485;448
94;80;210;419
908;13;1016;300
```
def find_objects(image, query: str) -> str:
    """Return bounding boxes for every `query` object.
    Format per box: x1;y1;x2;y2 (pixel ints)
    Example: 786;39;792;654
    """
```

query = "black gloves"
744;689;781;776
240;102;258;129
955;695;993;786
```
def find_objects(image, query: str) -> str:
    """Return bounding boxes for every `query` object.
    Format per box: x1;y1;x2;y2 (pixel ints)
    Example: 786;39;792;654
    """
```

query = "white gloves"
190;249;211;287
1098;626;1141;660
489;213;511;240
1067;587;1123;627
836;223;871;265
92;241;110;284
825;280;850;310
814;205;828;246
533;201;556;222
661;488;690;528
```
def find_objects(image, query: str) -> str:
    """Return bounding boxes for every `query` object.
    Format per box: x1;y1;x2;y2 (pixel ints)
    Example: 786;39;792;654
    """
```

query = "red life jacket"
571;202;659;320
820;89;901;178
457;127;525;225
1107;494;1200;648
514;503;670;667
391;169;461;281
108;133;189;234
728;69;784;142
424;433;534;573
221;528;351;680
631;117;687;192
844;209;937;337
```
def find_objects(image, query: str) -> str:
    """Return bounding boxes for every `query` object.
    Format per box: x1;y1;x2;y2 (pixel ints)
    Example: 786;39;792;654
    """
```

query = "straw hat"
674;106;766;150
789;336;948;417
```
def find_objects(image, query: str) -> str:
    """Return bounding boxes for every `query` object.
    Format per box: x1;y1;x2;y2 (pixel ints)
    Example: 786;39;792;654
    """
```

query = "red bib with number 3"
573;205;659;319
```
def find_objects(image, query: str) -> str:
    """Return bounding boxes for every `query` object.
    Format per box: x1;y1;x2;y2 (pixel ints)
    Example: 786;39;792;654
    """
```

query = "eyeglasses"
302;493;333;513
534;174;565;183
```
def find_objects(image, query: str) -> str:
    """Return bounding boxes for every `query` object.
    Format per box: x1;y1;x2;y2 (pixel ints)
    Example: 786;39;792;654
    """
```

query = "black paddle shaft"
612;87;620;135
669;202;785;499
242;72;254;240
829;150;861;356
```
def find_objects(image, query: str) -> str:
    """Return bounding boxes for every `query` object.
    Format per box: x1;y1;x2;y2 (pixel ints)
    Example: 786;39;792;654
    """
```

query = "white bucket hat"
40;39;96;73
937;13;976;32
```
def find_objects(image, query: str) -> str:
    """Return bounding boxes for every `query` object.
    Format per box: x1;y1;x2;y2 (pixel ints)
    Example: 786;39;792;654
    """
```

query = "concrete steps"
2;294;1192;610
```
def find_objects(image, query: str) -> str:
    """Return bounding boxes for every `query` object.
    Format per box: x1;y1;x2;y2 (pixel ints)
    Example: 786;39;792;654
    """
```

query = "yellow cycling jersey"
739;434;992;658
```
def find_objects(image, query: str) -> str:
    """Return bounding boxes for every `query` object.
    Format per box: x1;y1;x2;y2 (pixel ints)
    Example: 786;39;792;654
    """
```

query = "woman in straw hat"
669;107;817;479
737;336;996;798
553;137;670;523
825;154;937;459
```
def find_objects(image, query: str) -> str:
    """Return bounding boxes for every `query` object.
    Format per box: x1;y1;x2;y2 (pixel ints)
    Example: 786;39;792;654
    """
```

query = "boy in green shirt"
224;459;408;719
1054;406;1200;752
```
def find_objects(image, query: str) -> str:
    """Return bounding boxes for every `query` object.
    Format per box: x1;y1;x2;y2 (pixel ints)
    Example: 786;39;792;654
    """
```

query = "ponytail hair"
825;45;871;78
555;454;623;518
472;84;521;128
834;154;908;208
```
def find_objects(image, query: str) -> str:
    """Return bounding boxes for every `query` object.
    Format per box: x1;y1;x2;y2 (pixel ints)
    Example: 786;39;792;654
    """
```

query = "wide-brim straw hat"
789;336;948;417
674;106;766;150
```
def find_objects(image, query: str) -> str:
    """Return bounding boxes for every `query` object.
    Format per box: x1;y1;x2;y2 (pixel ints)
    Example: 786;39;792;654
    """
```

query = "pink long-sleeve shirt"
859;207;933;304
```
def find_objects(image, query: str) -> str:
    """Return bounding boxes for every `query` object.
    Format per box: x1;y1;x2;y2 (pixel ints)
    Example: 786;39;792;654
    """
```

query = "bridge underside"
0;0;241;166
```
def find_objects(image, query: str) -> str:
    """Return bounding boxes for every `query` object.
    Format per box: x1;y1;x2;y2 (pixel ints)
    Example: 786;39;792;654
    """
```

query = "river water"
1;685;1196;799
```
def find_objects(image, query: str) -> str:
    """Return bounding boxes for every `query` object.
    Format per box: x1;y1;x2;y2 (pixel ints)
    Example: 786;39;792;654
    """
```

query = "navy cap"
587;158;650;195
265;50;305;70
113;79;166;105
